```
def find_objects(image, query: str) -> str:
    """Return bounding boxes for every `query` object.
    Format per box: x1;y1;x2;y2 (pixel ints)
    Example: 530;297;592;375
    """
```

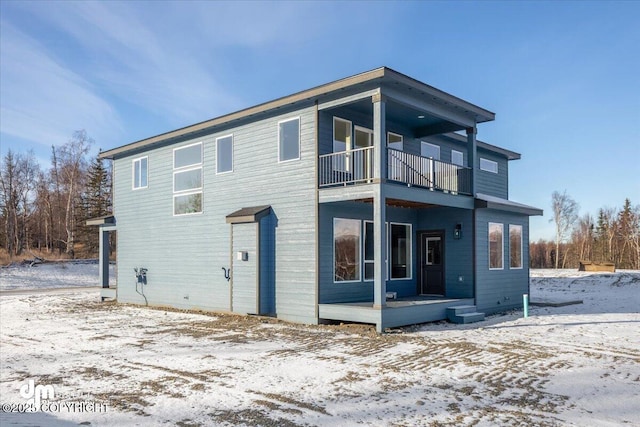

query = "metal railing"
387;148;471;195
319;146;374;187
318;146;471;195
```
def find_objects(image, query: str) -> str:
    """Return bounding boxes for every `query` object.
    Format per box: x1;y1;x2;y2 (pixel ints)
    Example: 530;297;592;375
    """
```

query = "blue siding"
112;106;318;324
476;148;509;199
416;207;474;299
475;209;530;314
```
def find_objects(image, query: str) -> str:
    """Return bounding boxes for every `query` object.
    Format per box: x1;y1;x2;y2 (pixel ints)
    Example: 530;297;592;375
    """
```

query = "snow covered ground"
0;266;638;426
0;261;115;291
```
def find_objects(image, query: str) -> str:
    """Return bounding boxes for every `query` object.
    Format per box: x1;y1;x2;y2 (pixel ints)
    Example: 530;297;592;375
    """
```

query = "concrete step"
446;305;485;324
446;305;477;316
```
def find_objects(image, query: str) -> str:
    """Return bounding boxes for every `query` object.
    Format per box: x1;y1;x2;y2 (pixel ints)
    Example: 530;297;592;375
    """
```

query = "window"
132;157;148;189
333;117;351;171
421;142;440;160
387;132;403;151
279;117;300;162
480;158;498;173
451;150;464;166
173;142;203;215
334;218;361;282
390;223;411;279
489;222;504;270
364;221;409;281
216;135;233;174
364;221;374;281
510;224;523;269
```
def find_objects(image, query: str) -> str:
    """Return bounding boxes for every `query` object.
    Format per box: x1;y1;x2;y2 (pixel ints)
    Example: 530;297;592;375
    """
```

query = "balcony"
319;147;471;196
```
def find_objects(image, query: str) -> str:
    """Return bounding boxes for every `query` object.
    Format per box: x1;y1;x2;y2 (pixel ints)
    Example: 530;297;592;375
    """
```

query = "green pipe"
523;294;529;318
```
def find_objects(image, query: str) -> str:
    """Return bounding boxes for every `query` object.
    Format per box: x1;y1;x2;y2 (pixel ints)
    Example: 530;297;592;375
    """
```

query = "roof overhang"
100;67;495;160
475;193;543;216
226;205;272;224
85;215;116;226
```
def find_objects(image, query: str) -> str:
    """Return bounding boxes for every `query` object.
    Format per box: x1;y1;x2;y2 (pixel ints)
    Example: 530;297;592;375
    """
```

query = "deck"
319;296;475;332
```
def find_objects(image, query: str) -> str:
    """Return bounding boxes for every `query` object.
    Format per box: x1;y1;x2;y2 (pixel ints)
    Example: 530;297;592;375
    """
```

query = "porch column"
99;227;110;288
373;93;387;308
466;126;477;196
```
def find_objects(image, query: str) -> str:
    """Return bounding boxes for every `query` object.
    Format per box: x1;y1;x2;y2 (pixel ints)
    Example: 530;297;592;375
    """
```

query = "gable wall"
112;105;318;324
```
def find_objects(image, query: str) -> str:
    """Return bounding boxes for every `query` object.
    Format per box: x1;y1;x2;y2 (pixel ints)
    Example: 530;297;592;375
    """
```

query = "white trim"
333;217;362;283
480;158;498;173
173;141;203;169
132;156;148;190
451;149;464;166
363;220;375;282
354;125;373;149
489;222;504;270
173;166;203;193
509;224;523;269
420;141;440;160
333;117;352;151
389;222;412;281
278;116;301;163
172;191;204;217
387;132;403;151
216;134;234;174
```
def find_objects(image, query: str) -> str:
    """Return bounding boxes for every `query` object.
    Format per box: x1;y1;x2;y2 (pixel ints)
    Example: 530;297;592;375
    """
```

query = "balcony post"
373;92;386;309
466;126;477;196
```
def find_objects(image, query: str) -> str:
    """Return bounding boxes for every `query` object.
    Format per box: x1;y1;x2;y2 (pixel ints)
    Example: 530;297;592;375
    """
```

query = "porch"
319;147;472;195
319;296;475;332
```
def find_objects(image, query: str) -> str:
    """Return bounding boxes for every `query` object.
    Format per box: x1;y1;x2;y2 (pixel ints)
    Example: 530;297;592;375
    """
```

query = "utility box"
237;251;248;262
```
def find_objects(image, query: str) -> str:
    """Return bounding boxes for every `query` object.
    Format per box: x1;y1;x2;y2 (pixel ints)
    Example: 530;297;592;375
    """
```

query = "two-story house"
94;67;542;332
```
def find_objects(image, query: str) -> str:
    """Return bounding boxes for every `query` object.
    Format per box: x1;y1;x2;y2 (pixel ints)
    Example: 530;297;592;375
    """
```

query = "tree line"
531;190;640;269
0;130;112;260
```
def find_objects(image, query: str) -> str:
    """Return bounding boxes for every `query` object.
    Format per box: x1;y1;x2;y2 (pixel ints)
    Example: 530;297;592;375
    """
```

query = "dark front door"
420;231;445;295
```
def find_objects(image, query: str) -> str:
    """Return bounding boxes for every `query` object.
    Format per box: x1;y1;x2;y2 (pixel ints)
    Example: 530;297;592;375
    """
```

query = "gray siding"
113;106;318;324
475;209;530;314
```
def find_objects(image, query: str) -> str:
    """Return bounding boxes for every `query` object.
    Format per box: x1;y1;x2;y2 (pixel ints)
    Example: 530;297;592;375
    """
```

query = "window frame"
489;222;504;270
216;134;234;174
387;132;403;151
451;150;464;166
333;117;352;153
389;222;412;280
480;158;498;173
333;218;362;283
421;141;440;160
278;116;301;163
173;142;203;216
509;224;523;269
132;156;148;190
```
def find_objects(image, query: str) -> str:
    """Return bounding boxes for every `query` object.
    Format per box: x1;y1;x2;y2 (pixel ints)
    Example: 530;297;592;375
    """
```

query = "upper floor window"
451;150;464;166
173;142;203;216
333;117;352;153
480;158;498;173
216;135;233;174
387;132;403;151
421;142;440;160
509;224;523;269
489;222;504;270
279;117;300;162
132;157;148;189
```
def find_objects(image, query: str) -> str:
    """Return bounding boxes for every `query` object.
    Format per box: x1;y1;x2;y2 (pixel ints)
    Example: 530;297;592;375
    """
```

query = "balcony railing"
319;147;471;196
387;148;471;195
319;146;374;187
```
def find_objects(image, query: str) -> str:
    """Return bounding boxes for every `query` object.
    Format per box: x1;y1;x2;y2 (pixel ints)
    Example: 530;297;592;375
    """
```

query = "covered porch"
86;215;117;301
319;296;475;332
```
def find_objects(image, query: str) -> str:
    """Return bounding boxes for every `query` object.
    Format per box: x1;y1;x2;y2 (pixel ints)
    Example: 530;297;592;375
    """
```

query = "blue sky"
1;1;638;240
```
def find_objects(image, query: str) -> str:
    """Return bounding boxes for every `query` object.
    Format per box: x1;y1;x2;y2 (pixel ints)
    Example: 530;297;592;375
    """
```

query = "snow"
1;265;639;426
0;261;115;291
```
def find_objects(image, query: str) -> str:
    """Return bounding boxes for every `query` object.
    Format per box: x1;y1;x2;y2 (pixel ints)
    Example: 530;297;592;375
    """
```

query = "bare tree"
56;130;93;257
550;190;579;269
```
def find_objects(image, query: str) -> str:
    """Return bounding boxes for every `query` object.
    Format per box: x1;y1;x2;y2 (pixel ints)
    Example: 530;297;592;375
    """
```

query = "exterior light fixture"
417;115;425;119
454;223;462;239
